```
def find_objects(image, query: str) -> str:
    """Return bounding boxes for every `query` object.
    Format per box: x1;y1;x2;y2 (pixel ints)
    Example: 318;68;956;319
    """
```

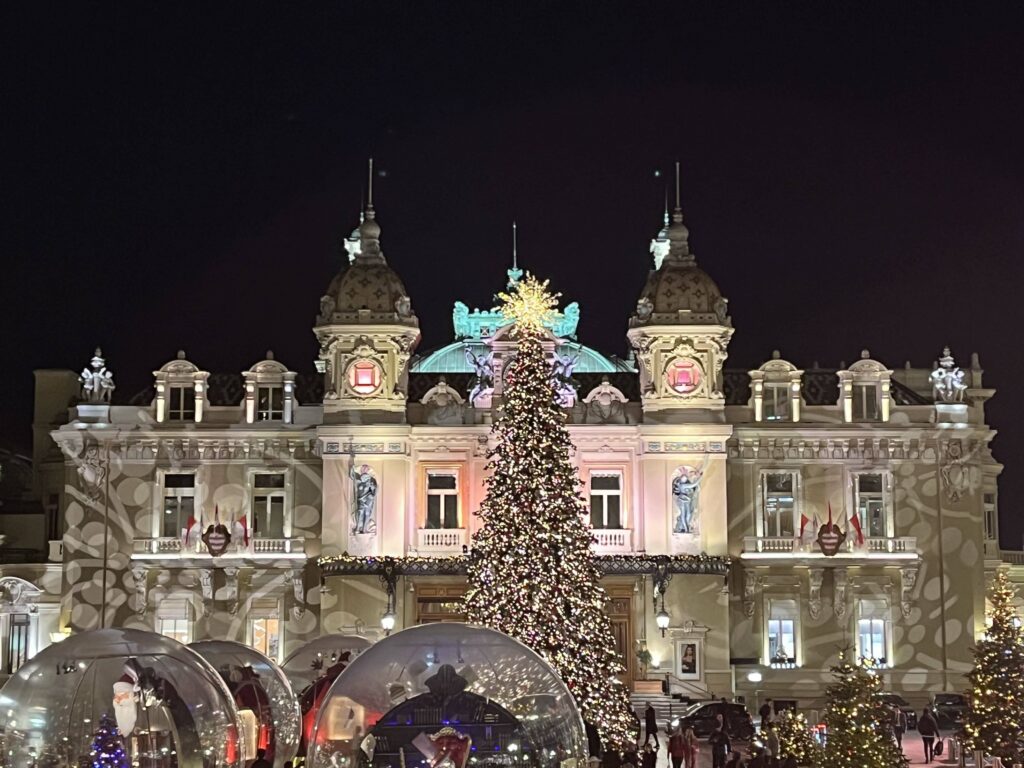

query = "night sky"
3;4;1023;546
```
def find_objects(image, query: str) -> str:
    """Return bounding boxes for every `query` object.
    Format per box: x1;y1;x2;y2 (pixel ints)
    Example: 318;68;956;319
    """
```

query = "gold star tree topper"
497;273;561;334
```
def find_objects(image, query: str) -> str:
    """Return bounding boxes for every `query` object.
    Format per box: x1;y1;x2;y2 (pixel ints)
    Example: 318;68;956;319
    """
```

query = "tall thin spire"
365;157;376;220
512;220;518;270
507;220;523;288
672;160;683;223
663;185;670;227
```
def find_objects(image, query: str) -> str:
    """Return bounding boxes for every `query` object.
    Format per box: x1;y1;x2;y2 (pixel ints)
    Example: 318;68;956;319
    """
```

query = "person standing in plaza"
668;726;686;768
710;716;732;768
758;698;773;726
892;705;907;751
917;708;941;763
644;703;660;749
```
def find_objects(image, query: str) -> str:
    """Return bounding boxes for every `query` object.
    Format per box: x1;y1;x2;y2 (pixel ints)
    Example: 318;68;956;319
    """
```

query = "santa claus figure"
112;665;139;737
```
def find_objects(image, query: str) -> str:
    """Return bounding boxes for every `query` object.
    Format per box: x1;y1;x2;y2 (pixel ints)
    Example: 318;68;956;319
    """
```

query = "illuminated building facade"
3;181;1020;713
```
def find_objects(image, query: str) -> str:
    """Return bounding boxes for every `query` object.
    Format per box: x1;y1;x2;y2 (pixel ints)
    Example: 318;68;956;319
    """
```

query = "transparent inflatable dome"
190;640;301;767
308;624;586;768
282;634;372;756
0;628;241;768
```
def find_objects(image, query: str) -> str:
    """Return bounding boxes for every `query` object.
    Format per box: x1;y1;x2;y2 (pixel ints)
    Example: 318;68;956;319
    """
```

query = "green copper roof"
411;340;634;374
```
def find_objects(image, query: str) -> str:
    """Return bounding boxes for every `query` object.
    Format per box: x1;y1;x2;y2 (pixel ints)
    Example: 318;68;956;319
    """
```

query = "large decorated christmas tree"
818;652;906;768
464;274;635;748
772;708;820;766
965;570;1024;763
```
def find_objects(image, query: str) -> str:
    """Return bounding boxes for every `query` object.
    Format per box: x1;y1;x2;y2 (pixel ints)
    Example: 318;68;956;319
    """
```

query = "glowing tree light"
965;570;1024;763
89;713;129;768
464;274;635;749
818;652;906;768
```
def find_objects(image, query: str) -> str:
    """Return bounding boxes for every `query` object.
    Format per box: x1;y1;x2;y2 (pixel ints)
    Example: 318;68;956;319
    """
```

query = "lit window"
250;616;281;661
983;492;998;541
162;473;195;539
665;359;702;395
855;473;889;538
763;383;791;421
760;471;797;537
589;473;622;529
852;383;880;421
256;385;284;421
167;385;196;421
158;617;191;644
766;599;798;667
5;614;30;674
253;474;286;540
426;473;459;529
857;600;890;666
348;360;382;396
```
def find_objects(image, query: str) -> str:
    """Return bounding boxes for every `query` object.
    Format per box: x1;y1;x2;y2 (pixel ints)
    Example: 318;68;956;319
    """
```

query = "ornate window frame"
838;352;892;423
856;596;892;667
764;596;801;668
749;353;803;422
152;468;202;540
587;468;626;530
755;468;802;538
153;352;209;423
848;469;894;539
243;355;296;423
246;467;293;540
246;597;284;662
417;462;464;531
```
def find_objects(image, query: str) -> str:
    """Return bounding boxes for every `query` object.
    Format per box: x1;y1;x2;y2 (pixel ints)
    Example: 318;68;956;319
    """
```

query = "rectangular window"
766;599;798;667
760;471;797;537
589;473;622;529
763;384;790;421
857;599;890;666
256;385;284;421
426;472;459;529
250;617;281;661
252;473;286;539
855;473;888;538
162;473;196;539
5;614;30;674
167;385;196;421
852;383;880;421
158;617;191;645
983;492;998;541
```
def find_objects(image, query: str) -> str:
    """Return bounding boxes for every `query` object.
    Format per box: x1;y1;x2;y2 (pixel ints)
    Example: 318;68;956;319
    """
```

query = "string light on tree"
464;273;635;749
817;651;906;768
965;570;1024;763
772;708;820;766
89;713;128;768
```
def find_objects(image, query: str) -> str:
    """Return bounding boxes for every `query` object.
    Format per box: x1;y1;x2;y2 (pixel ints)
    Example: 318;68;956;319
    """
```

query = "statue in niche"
672;458;709;534
395;295;413;319
635;297;654;323
79;348;115;403
930;347;968;404
583;376;628;424
318;295;336;324
940;439;979;502
421;376;465;425
465;347;494;406
350;462;378;535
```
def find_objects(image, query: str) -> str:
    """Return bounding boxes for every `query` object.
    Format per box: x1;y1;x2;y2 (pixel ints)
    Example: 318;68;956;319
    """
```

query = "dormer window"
838;351;892;423
257;385;284;421
243;353;296;424
153;351;208;423
167;386;196;421
749;353;802;422
852;382;880;421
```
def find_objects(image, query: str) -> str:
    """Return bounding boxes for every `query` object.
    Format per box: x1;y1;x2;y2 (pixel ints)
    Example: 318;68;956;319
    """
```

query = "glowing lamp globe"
656;607;671;636
380;608;396;633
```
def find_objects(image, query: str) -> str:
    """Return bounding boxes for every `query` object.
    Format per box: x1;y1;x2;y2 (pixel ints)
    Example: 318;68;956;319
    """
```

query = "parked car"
931;693;968;730
672;701;755;740
875;693;918;730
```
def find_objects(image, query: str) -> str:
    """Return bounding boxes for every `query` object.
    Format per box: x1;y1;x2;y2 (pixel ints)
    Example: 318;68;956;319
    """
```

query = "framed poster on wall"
676;639;702;681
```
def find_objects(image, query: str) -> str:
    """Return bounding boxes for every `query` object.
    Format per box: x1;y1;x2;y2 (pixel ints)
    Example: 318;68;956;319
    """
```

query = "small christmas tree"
464;275;635;748
772;708;819;766
818;652;906;768
87;713;128;768
965;570;1024;763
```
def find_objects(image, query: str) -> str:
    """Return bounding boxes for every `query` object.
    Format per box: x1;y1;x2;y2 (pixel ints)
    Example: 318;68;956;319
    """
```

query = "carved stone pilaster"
223;567;240;615
808;568;824;620
198;569;214;611
833;568;849;619
131;566;149;615
900;567;919;619
292;567;306;619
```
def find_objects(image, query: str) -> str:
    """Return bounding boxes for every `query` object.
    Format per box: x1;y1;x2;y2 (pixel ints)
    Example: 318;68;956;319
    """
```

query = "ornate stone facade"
3;182;1015;717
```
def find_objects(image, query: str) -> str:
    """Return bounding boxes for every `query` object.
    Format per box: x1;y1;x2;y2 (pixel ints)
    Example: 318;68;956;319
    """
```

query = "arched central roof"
412;339;634;374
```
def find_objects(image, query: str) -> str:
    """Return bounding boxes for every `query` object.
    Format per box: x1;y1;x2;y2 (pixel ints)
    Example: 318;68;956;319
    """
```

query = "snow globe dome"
0;628;241;768
190;639;301;767
281;634;372;754
308;624;586;768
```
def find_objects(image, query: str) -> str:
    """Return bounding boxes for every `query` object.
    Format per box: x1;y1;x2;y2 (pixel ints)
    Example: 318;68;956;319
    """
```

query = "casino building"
2;175;1020;713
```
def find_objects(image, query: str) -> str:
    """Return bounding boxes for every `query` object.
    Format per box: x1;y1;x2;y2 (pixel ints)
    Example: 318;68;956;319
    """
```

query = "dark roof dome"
316;207;418;327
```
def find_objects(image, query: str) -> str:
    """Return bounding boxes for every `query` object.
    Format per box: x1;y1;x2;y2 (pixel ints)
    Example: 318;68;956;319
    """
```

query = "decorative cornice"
318;552;731;578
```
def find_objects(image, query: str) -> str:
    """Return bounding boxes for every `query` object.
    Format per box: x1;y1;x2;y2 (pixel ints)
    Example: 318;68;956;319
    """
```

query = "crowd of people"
598;698;947;768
